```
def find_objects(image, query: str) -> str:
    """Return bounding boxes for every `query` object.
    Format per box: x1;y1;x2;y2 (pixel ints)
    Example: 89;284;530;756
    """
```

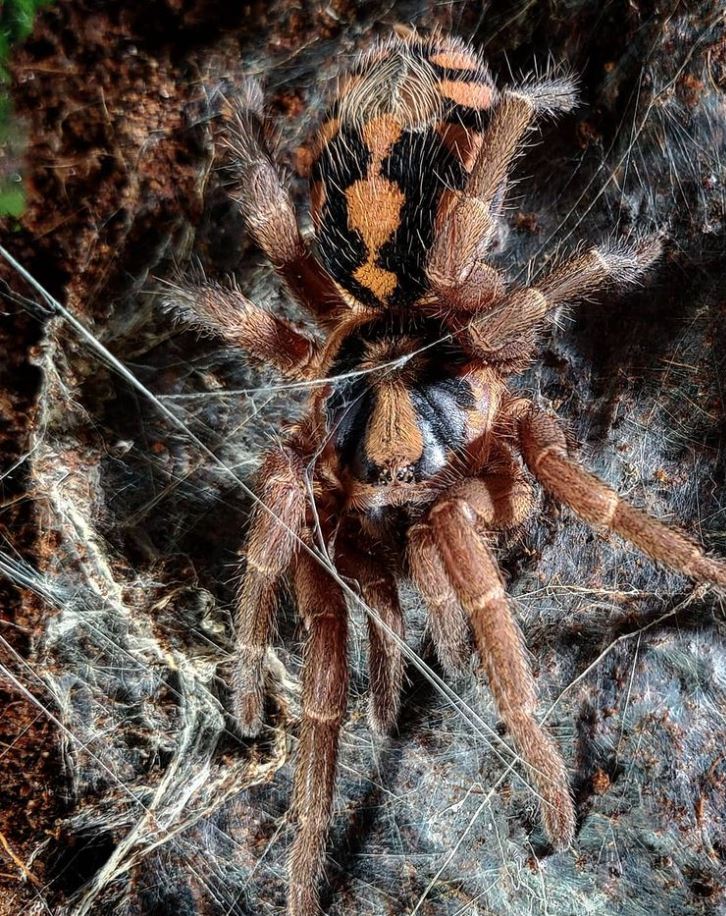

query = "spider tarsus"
694;555;726;589
543;797;576;851
508;711;575;849
232;680;265;738
218;77;277;168
367;700;398;735
431;636;471;679
631;231;665;266
596;233;664;285
236;76;265;117
236;716;265;739
513;74;578;116
288;880;319;916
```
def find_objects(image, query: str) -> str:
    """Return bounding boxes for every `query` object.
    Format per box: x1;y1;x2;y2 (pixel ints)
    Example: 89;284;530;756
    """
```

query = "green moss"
1;0;51;67
1;0;53;218
0;184;25;217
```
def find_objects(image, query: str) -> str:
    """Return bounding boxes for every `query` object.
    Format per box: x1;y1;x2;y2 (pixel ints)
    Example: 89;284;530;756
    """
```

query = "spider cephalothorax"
318;314;493;512
168;27;726;916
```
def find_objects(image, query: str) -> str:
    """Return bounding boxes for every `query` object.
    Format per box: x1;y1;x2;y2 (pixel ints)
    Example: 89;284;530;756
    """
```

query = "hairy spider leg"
220;87;347;323
408;453;534;675
337;534;405;734
233;447;308;736
519;405;726;587
459;237;663;371
408;523;472;677
288;550;349;916
427;79;577;313
423;482;575;845
166;278;318;377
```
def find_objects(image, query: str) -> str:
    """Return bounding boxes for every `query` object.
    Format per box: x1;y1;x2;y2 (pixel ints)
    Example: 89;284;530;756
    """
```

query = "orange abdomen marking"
346;116;405;301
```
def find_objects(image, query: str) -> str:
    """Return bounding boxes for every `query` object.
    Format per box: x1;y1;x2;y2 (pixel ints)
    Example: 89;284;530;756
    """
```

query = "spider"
168;28;726;916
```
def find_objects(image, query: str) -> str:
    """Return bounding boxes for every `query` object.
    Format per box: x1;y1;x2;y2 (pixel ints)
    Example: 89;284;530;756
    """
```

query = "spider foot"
542;789;576;850
232;649;268;737
232;684;265;738
368;697;399;736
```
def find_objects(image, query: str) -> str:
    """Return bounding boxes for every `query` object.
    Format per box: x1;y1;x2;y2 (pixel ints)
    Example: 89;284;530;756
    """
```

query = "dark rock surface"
1;1;724;914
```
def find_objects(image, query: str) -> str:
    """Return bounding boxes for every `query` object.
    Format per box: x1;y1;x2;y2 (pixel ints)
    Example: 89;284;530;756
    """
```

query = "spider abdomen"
310;33;497;310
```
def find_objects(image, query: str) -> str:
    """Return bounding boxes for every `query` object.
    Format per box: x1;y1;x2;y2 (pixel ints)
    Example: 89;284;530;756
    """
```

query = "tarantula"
168;28;726;916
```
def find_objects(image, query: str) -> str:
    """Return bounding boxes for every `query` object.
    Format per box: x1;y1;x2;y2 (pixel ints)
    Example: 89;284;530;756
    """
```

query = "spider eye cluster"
377;464;416;485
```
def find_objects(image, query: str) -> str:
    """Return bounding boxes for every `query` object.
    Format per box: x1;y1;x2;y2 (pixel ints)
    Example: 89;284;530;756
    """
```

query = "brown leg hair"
519;406;726;587
460;238;663;367
288;550;348;916
233;447;308;736
427;487;575;846
408;522;472;677
337;536;404;734
450;465;535;530
408;460;535;676
164;277;318;378
219;84;346;323
428;79;577;313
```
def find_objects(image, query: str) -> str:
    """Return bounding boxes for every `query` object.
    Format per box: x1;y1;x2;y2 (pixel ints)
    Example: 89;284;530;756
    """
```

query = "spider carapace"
169;28;726;916
322;313;492;513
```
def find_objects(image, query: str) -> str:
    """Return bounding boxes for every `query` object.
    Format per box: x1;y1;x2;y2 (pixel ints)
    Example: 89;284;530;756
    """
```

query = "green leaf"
0;184;26;217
